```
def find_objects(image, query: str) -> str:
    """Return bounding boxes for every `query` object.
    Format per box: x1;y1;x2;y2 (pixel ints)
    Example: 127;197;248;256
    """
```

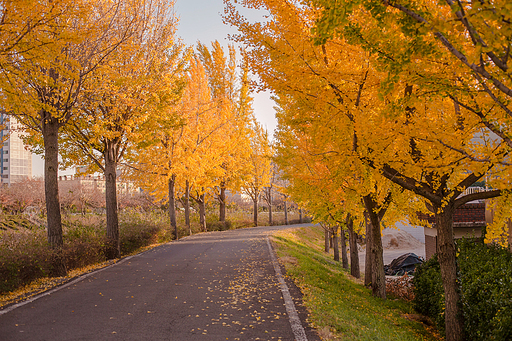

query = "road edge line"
266;237;308;341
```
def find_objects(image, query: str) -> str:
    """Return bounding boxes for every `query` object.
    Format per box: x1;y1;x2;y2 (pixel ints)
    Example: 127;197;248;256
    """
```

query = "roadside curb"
266;236;308;341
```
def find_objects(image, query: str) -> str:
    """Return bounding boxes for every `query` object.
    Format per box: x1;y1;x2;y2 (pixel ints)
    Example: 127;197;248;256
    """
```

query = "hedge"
413;239;512;340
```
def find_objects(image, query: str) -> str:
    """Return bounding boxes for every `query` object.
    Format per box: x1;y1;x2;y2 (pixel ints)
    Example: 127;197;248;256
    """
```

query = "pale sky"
32;0;277;177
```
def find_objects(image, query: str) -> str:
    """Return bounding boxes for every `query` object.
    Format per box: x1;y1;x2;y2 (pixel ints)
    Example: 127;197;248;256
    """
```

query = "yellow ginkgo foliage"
61;0;184;258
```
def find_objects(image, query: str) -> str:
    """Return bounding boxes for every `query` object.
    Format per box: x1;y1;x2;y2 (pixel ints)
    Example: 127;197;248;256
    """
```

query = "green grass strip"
272;227;439;341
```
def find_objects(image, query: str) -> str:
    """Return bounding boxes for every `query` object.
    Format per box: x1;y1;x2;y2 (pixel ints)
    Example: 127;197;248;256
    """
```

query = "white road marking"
266;237;308;341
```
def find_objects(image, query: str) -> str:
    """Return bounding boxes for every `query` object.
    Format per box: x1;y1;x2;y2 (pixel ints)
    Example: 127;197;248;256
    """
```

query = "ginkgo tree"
243;119;272;226
310;2;512;338
196;42;253;224
61;0;185;258
132;41;253;236
225;0;405;297
0;0;142;274
224;0;512;335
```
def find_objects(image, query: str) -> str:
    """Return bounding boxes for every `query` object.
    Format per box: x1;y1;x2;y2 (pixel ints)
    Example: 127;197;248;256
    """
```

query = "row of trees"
0;1;278;277
224;1;512;340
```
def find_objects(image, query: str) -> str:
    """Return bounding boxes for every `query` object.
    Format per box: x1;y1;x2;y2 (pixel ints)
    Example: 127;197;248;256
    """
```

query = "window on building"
1;175;7;178
3;167;7;170
3;159;7;162
3;150;7;154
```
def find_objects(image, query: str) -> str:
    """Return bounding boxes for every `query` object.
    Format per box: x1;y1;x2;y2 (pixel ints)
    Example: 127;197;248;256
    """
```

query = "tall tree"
262;162;279;226
197;42;252;223
243;120;272;226
225;1;511;328
62;0;183;258
0;0;139;274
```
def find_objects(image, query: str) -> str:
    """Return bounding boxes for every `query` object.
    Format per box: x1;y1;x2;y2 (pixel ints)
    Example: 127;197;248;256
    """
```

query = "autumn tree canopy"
224;0;512;339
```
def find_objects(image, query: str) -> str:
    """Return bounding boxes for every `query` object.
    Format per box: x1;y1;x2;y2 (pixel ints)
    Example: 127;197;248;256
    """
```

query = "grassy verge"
271;226;440;341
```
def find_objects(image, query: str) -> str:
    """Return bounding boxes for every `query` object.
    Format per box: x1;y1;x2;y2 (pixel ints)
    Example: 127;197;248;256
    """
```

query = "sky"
32;0;277;177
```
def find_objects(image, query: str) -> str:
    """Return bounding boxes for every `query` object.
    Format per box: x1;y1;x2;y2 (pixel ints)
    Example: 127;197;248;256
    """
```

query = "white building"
1;115;32;185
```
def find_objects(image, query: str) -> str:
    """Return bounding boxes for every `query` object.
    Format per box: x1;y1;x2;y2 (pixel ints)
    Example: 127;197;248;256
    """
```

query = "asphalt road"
0;224;320;341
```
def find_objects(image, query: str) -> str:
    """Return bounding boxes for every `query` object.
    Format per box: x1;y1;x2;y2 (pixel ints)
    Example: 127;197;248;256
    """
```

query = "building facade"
58;174;141;195
1;115;32;185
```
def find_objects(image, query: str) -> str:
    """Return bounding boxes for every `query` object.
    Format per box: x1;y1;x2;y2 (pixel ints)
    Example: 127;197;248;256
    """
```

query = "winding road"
0;224;320;341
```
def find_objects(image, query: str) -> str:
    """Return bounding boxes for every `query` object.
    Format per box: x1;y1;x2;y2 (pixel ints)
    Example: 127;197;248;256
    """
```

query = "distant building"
1;115;32;185
58;173;141;195
421;187;489;259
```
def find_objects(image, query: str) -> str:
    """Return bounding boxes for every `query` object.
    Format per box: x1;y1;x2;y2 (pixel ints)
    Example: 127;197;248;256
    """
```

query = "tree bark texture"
168;175;178;240
340;226;349;269
104;144;120;260
508;219;512;253
268;193;273;226
364;211;373;287
299;208;303;223
219;183;226;222
435;205;463;341
364;195;386;299
324;228;330;253
253;196;258;226
42;115;66;277
347;214;360;278
332;230;340;262
185;180;191;236
284;200;289;225
199;193;206;232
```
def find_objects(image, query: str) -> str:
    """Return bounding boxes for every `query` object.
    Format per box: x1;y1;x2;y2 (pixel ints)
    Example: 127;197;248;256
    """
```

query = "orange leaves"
130;40;256;205
58;0;184;173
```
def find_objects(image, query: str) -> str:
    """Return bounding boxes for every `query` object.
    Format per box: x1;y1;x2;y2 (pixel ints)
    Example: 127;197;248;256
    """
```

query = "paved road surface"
0;225;320;341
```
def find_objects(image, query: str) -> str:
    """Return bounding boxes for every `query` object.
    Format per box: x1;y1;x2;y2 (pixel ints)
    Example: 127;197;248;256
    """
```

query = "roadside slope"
271;226;439;341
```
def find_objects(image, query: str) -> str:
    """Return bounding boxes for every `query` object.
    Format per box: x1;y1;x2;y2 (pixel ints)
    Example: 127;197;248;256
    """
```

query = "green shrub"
457;239;512;341
206;220;232;231
120;224;160;254
119;209;170;253
413;240;512;340
413;254;445;334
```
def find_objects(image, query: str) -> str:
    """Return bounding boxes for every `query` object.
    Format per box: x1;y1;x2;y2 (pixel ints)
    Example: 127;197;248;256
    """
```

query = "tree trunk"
324;228;330;253
332;229;340;262
185;180;191;236
435;205;463;341
198;193;206;232
284;200;289;225
104;144;120;260
363;195;386;299
42;116;66;277
268;193;273;226
299;208;303;223
168;174;178;240
347;214;360;278
508;219;512;253
219;182;226;222
253;195;258;226
340;226;349;269
364;211;373;287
